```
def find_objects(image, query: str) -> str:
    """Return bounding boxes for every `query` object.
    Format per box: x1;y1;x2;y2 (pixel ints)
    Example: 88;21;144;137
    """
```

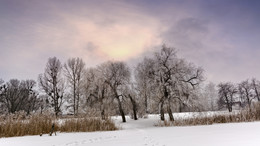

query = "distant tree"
218;82;237;112
0;79;4;113
202;82;218;111
38;94;51;114
251;78;260;102
20;80;39;114
64;57;85;116
38;57;65;117
238;80;255;109
135;57;155;115
0;79;3;86
83;67;112;120
0;79;38;114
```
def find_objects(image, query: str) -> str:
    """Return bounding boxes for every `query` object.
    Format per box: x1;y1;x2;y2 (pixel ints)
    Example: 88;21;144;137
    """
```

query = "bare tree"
83;67;112;120
101;61;131;122
38;94;51;114
201;82;218;111
218;82;237;112
238;80;255;109
139;45;203;121
0;79;3;86
251;78;260;102
21;80;39;114
135;57;155;115
0;79;38;114
122;83;138;120
64;57;85;116
0;79;4;113
38;57;65;117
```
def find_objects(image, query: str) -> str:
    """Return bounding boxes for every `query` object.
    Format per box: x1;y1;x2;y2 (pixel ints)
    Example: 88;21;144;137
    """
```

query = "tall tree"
139;45;203;121
84;67;111;120
64;57;85;116
38;57;64;117
101;61;131;122
135;57;155;115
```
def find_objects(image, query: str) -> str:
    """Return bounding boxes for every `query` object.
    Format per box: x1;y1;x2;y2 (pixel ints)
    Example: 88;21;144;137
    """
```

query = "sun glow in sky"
1;0;260;83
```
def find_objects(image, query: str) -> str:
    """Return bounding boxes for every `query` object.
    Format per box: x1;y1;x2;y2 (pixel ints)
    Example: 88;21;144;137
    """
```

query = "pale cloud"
1;0;260;84
59;12;162;62
22;1;163;68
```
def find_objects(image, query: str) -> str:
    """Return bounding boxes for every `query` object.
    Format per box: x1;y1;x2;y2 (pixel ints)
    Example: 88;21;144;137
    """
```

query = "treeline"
1;45;260;122
218;79;260;112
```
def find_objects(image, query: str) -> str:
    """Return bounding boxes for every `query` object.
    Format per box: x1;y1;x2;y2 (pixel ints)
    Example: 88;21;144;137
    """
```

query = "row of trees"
1;45;259;122
0;46;205;122
218;78;260;112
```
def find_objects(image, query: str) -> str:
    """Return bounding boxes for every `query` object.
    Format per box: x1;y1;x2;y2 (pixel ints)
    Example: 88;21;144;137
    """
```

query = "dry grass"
59;118;117;132
0;112;118;138
159;103;260;127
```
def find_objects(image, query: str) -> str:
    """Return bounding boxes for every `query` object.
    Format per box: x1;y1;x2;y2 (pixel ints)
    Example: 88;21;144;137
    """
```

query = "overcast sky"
1;0;260;84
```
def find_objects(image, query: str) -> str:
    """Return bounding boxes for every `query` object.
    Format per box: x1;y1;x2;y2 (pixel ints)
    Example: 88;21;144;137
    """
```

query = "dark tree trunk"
116;97;126;122
144;92;148;114
101;109;105;120
73;82;76;116
167;104;174;121
160;101;165;121
228;104;232;112
128;94;138;120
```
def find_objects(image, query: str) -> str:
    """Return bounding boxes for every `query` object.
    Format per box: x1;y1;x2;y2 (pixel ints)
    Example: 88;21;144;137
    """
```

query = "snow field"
1;114;260;146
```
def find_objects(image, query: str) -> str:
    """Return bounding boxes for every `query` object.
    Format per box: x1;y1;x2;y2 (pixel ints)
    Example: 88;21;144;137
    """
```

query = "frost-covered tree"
38;57;65;117
64;57;85;116
101;61;131;122
135;57;156;115
251;78;260;102
200;82;218;111
218;82;237;112
238;80;255;109
83;67;112;120
137;45;204;121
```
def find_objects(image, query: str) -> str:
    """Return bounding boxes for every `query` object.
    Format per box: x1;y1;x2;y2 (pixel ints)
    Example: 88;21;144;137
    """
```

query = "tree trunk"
159;101;165;121
116;97;126;122
228;103;232;112
167;104;174;121
179;100;183;112
144;92;148;114
101;109;105;120
73;81;76;116
129;94;138;120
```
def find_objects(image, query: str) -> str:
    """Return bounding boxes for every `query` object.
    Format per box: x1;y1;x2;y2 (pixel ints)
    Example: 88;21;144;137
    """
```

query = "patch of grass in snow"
0;112;118;138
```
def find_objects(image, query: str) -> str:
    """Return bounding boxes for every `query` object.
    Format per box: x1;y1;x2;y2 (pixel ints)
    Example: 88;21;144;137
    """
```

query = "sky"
0;0;260;84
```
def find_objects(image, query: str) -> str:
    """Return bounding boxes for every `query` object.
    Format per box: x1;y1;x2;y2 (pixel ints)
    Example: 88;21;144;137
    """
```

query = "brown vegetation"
0;112;118;138
158;103;260;127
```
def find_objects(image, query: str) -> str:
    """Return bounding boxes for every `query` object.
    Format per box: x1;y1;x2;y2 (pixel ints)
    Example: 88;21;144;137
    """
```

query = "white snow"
1;114;260;146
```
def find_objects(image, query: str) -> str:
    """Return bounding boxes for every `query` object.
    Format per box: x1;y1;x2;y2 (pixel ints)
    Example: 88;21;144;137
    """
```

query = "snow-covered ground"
1;114;260;146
